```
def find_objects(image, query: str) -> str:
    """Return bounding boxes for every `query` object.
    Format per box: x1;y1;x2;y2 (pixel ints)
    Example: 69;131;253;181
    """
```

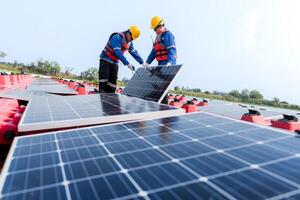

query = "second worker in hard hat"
99;26;144;93
144;16;177;69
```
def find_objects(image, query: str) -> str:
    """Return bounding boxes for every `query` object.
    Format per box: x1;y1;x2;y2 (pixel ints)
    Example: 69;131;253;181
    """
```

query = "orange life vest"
104;32;129;62
154;30;170;62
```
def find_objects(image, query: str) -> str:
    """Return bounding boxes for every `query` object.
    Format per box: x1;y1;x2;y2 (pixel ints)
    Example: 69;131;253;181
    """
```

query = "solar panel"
199;100;284;119
18;94;184;132
31;78;61;85
0;90;54;101
32;78;97;93
26;85;77;95
124;65;182;102
1;112;300;199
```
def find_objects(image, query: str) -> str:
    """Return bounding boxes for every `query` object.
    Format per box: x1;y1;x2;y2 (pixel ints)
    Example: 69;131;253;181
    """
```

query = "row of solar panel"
1;112;300;200
18;94;183;132
1;65;182;104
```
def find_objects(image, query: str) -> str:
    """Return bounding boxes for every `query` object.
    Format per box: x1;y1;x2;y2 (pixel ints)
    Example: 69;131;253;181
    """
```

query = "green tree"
35;58;46;74
64;67;74;77
229;90;241;98
174;86;180;91
223;95;236;102
280;101;288;105
50;61;61;75
273;97;280;105
44;60;52;74
37;58;45;68
0;51;7;59
241;89;250;100
212;90;222;95
80;67;98;81
192;88;201;93
249;90;263;100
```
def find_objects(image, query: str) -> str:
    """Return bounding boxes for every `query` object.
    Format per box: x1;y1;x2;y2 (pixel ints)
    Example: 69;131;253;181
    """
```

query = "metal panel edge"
18;107;185;132
157;64;183;103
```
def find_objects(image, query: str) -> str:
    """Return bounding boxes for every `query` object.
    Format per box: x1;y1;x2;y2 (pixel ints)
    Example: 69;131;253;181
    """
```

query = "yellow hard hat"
151;16;164;29
129;25;141;40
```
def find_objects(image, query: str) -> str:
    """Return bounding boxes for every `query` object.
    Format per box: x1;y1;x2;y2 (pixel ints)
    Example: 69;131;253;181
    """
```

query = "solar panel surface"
18;94;184;132
1;112;300;200
31;78;96;93
31;78;61;85
124;65;182;102
26;85;77;95
0;90;54;101
198;100;283;119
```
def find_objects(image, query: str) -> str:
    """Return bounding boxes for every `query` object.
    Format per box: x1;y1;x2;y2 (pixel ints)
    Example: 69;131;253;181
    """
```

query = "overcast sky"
1;0;300;104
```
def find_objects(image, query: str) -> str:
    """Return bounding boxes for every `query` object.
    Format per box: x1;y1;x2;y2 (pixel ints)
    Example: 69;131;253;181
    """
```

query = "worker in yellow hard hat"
99;26;144;93
143;16;177;69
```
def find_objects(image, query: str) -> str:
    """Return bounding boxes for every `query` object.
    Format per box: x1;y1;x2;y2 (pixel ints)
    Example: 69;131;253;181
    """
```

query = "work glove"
166;63;171;67
127;63;135;71
143;62;150;70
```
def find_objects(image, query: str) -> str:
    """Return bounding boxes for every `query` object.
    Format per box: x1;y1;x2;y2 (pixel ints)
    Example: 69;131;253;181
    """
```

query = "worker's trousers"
99;59;118;93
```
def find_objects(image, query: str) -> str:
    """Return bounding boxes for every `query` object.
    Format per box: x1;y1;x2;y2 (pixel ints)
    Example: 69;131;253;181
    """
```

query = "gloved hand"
166;63;171;66
143;62;150;70
127;63;135;71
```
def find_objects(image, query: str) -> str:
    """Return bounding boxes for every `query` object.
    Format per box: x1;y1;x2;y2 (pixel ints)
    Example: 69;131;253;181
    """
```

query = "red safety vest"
104;32;129;62
154;30;170;62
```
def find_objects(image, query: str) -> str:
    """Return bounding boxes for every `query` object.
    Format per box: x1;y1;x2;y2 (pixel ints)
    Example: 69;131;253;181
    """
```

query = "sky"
1;0;300;104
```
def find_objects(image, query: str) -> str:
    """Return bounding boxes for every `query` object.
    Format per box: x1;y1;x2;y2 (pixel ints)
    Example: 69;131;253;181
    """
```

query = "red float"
241;109;271;126
0;121;18;144
271;114;300;131
182;101;197;113
169;99;183;108
76;84;86;95
198;99;209;106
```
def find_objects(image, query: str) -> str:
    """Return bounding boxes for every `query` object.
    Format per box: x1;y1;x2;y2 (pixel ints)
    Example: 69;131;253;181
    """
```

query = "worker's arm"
164;32;177;65
146;48;156;65
128;43;144;64
110;34;130;65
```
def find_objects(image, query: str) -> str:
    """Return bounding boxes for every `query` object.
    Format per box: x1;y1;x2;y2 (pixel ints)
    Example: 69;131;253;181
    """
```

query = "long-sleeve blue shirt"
146;30;177;65
100;33;144;66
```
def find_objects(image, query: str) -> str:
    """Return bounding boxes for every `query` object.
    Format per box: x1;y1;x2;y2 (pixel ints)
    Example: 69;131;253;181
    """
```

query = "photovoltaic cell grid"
124;65;182;102
0;90;54;101
32;78;96;93
199;100;283;119
26;85;77;95
18;93;184;132
31;78;61;85
2;112;300;199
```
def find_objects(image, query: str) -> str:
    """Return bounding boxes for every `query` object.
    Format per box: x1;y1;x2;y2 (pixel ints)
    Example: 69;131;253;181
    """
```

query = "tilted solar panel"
124;65;182;102
18;94;184;132
1;112;300;199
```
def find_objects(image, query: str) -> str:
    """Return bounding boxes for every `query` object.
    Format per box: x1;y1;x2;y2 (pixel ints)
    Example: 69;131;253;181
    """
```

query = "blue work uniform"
98;31;144;93
100;32;144;65
146;30;177;65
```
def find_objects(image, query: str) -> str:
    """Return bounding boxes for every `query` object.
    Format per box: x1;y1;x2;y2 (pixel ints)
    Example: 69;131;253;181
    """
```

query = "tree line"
172;87;300;111
1;60;98;84
1;50;299;110
0;50;99;83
